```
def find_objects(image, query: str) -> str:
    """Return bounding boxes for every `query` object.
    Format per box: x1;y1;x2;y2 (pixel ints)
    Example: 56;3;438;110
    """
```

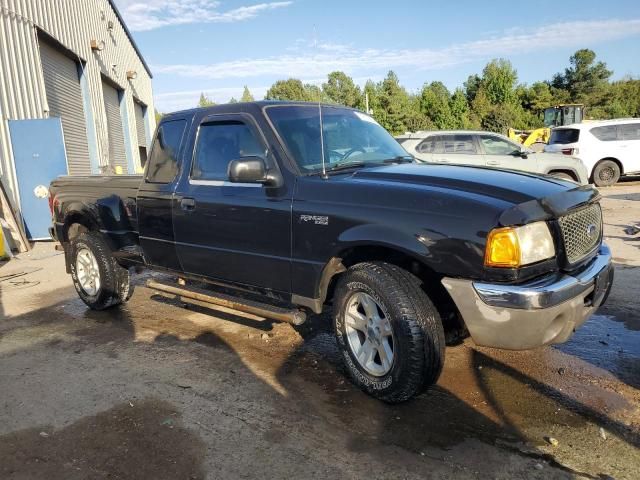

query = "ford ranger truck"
49;102;614;403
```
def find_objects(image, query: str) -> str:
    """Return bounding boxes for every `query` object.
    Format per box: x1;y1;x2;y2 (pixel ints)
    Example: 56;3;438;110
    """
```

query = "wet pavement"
0;184;639;479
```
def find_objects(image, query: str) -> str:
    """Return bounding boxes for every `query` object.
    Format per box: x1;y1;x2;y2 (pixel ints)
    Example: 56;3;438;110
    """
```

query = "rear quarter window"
146;119;187;183
590;126;618;142
619;123;640;141
549;128;580;144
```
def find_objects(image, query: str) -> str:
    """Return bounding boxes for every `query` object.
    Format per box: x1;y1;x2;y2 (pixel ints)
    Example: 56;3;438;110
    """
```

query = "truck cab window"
192;121;264;181
146;119;187;183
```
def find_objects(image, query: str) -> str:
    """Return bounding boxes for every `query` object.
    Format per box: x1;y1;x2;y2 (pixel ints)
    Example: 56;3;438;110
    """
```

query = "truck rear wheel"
69;232;133;310
333;262;445;403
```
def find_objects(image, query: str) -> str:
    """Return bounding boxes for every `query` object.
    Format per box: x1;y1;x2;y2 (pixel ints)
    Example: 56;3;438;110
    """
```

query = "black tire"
593;160;621;187
333;262;445;403
69;232;133;310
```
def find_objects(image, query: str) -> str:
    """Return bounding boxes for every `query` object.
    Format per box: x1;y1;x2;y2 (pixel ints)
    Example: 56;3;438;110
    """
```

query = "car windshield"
266;105;411;173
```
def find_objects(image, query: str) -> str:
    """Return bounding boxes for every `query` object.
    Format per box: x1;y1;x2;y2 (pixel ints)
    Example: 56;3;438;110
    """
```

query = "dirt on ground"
0;182;639;479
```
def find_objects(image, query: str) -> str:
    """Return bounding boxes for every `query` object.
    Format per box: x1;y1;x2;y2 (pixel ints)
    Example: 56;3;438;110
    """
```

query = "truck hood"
351;163;599;223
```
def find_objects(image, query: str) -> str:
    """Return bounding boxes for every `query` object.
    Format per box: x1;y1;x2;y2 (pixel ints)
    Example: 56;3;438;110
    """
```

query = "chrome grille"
558;203;602;264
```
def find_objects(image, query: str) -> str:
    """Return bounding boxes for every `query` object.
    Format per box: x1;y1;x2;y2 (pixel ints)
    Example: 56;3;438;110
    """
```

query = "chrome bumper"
441;245;613;350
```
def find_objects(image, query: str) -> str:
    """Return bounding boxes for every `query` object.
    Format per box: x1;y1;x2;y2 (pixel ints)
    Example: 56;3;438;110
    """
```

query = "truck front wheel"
333;262;445;403
69;232;133;310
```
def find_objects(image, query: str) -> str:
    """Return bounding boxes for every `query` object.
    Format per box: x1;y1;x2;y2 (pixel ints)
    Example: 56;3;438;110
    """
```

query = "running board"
146;279;306;326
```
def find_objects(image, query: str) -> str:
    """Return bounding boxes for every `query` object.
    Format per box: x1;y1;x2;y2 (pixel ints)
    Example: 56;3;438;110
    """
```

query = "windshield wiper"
383;156;414;164
324;161;368;173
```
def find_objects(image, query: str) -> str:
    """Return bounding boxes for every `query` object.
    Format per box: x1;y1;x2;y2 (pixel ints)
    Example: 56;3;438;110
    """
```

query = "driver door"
477;134;531;172
172;114;292;292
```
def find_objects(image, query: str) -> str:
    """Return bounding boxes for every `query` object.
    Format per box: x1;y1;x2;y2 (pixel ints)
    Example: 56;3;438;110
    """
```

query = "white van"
545;119;640;186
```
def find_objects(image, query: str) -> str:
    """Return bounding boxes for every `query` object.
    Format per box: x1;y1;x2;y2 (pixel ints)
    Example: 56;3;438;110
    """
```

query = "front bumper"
441;244;613;350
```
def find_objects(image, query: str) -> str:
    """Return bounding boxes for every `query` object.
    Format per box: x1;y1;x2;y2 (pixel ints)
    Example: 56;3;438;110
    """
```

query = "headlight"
484;222;555;268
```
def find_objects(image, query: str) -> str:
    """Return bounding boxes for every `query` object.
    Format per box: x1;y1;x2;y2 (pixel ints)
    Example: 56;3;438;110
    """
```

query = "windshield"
266;105;410;173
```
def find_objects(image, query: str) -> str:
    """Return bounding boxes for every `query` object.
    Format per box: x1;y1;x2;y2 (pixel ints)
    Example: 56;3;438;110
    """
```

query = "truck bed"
49;175;142;241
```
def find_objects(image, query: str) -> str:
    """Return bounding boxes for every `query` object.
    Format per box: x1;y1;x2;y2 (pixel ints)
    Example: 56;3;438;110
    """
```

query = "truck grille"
558;203;602;264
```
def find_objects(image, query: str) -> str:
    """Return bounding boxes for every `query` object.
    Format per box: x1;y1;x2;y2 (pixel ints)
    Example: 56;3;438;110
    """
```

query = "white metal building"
0;0;155;221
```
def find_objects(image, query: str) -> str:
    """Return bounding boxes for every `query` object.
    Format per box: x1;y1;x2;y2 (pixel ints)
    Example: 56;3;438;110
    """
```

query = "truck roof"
162;101;360;120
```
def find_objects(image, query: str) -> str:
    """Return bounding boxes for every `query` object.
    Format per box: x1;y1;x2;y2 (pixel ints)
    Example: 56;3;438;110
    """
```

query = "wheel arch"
546;168;579;182
318;243;466;343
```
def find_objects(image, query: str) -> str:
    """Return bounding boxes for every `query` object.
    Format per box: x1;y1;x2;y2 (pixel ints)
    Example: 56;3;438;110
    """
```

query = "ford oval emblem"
586;224;597;237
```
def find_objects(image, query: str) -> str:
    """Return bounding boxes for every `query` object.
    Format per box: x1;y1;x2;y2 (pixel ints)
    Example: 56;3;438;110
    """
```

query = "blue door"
9;118;68;240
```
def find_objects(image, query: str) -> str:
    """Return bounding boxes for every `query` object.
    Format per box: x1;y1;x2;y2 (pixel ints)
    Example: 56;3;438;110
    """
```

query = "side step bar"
146;279;306;326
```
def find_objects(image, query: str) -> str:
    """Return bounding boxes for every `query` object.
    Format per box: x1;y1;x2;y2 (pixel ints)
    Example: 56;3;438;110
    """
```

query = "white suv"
545;119;640;186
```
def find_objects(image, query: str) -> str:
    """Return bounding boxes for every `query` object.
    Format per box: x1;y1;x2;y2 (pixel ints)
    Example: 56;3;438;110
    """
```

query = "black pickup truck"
50;102;613;402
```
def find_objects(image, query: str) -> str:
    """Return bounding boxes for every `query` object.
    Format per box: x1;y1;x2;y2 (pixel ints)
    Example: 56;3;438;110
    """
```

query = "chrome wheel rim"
76;248;101;296
344;292;394;376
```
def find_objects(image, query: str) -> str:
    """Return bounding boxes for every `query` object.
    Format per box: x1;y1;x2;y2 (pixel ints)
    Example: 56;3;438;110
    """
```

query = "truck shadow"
2;286;638;478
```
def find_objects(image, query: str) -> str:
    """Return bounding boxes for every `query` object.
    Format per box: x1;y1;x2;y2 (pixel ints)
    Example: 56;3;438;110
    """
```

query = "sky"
112;0;640;113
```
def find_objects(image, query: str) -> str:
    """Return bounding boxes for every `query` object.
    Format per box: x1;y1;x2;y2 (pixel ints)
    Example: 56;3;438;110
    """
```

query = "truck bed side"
50;175;141;256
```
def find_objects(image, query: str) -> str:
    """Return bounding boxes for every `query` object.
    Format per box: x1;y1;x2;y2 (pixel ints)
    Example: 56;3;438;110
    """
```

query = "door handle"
437;158;450;163
180;197;196;210
486;160;500;166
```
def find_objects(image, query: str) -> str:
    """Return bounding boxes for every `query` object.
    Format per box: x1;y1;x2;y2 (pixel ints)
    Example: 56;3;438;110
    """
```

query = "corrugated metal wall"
0;0;155;209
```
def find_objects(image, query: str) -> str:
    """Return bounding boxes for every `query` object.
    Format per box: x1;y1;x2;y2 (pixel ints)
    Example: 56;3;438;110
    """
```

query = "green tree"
375;71;411;135
240;86;255;102
198;93;216;107
480;59;518;105
552;49;612;105
228;97;238;104
521;82;553;114
265;79;310;101
304;83;329;102
463;74;482;103
405;94;431;132
322;71;362;108
449;88;472;129
420;81;454;129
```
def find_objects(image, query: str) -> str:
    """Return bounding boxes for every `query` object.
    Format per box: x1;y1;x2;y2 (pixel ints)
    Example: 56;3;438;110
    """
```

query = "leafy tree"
420;81;454;129
520;82;553;114
449;88;472;129
375;71;411;135
552;49;612;105
463;74;482;104
405;94;432;132
480;59;518;105
154;109;163;124
304;83;329;102
322;71;362;108
198;93;216;107
228;97;238;104
265;79;310;101
240;86;255;102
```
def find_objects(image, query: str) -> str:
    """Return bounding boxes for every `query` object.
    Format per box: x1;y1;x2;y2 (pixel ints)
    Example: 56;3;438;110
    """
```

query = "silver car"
397;131;589;184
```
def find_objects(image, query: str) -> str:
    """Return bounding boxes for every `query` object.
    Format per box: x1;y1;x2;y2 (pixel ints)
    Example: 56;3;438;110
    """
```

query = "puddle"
0;399;206;480
556;314;640;389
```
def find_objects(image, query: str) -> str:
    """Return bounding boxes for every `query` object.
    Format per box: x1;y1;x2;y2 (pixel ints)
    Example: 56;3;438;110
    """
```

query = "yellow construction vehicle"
508;104;585;148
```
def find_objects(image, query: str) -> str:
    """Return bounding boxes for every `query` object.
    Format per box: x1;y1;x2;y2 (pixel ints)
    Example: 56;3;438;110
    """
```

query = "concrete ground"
1;182;639;480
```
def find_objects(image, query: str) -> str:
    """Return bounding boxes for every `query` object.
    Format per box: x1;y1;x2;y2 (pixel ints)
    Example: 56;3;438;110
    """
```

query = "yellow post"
0;225;6;260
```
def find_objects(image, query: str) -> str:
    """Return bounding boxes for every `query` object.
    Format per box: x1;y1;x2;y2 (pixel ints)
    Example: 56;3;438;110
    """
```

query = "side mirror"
511;149;528;159
227;156;282;187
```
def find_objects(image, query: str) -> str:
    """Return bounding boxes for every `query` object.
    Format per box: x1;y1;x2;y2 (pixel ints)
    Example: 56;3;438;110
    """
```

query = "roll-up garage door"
39;40;90;175
134;100;148;166
102;80;127;173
